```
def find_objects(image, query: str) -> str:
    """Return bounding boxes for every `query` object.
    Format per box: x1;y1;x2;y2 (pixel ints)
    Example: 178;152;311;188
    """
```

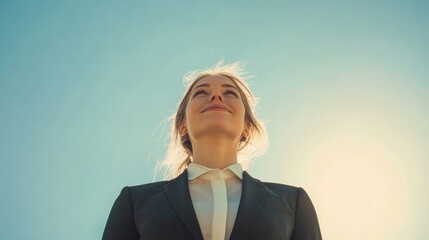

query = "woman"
102;61;322;240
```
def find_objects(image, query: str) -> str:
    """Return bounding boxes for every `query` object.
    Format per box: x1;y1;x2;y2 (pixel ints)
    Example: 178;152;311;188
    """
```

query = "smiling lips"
202;104;231;113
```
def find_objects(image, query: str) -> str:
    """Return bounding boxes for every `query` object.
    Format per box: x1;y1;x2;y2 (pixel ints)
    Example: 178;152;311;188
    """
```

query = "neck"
191;135;238;169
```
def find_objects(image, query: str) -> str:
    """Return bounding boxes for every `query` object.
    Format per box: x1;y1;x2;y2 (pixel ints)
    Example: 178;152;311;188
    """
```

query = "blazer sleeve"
290;187;322;240
102;186;139;240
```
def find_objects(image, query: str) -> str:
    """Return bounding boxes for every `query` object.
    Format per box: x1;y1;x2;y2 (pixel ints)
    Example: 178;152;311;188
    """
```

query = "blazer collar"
163;170;268;240
163;170;204;240
229;171;268;239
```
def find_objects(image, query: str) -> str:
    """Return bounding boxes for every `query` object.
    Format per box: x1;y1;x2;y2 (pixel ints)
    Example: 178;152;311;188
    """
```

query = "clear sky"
1;1;428;239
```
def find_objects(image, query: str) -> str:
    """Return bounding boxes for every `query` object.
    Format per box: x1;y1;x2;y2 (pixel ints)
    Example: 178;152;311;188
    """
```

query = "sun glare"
307;138;407;239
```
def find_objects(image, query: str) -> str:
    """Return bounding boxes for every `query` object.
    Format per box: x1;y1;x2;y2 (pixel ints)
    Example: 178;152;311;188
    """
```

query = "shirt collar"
187;162;243;181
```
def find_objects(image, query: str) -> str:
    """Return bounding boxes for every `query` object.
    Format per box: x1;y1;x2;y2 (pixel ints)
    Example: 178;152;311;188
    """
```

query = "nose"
209;90;224;102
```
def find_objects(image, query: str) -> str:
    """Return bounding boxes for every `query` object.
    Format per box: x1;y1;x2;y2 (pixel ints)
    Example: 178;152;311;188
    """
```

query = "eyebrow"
193;83;239;91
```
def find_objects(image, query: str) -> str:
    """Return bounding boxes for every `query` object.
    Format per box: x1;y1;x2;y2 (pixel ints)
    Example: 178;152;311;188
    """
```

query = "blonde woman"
102;61;322;240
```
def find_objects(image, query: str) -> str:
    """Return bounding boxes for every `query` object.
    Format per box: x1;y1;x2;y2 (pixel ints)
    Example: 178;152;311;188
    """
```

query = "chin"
200;125;240;136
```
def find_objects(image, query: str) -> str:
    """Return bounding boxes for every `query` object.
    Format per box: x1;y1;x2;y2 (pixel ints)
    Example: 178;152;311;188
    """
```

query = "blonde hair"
156;60;269;180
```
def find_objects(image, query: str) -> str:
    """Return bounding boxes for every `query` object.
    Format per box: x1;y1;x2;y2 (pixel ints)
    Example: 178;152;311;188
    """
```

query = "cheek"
185;101;199;121
184;106;193;126
236;102;246;116
233;106;246;124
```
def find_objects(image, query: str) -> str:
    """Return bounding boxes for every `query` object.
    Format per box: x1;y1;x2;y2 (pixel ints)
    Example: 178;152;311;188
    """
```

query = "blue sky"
1;1;428;239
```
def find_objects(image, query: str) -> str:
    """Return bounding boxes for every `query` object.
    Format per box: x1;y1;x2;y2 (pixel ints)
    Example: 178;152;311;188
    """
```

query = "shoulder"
114;170;189;204
244;171;312;206
128;179;171;190
111;179;171;205
122;179;171;197
262;181;300;192
263;181;305;204
261;181;312;207
244;171;303;196
108;180;175;212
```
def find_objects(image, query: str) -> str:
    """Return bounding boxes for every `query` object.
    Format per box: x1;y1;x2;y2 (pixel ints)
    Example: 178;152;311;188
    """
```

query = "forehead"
193;75;236;88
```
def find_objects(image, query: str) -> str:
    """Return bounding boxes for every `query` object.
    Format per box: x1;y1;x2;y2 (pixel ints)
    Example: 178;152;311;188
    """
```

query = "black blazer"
102;170;322;240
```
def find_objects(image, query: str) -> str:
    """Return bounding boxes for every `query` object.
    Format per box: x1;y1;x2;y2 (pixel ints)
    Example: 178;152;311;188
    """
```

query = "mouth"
202;104;231;113
204;107;230;112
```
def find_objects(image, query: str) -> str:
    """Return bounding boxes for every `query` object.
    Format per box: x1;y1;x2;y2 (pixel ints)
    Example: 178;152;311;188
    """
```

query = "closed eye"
193;90;208;97
192;89;239;98
225;90;239;97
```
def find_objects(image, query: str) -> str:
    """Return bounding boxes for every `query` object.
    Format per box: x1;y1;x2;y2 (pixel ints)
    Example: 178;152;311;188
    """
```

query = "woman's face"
181;75;248;143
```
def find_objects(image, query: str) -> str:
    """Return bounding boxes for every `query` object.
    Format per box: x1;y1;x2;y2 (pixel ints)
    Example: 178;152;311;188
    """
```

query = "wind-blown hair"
156;60;269;180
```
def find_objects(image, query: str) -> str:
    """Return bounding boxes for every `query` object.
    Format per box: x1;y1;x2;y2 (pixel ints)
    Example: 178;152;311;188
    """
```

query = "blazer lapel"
163;170;204;240
229;171;268;240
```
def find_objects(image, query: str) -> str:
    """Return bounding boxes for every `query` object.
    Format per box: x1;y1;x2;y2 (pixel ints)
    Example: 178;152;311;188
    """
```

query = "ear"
179;123;188;137
242;122;251;138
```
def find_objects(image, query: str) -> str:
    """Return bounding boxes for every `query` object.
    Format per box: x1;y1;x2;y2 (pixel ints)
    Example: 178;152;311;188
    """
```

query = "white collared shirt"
187;163;243;240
